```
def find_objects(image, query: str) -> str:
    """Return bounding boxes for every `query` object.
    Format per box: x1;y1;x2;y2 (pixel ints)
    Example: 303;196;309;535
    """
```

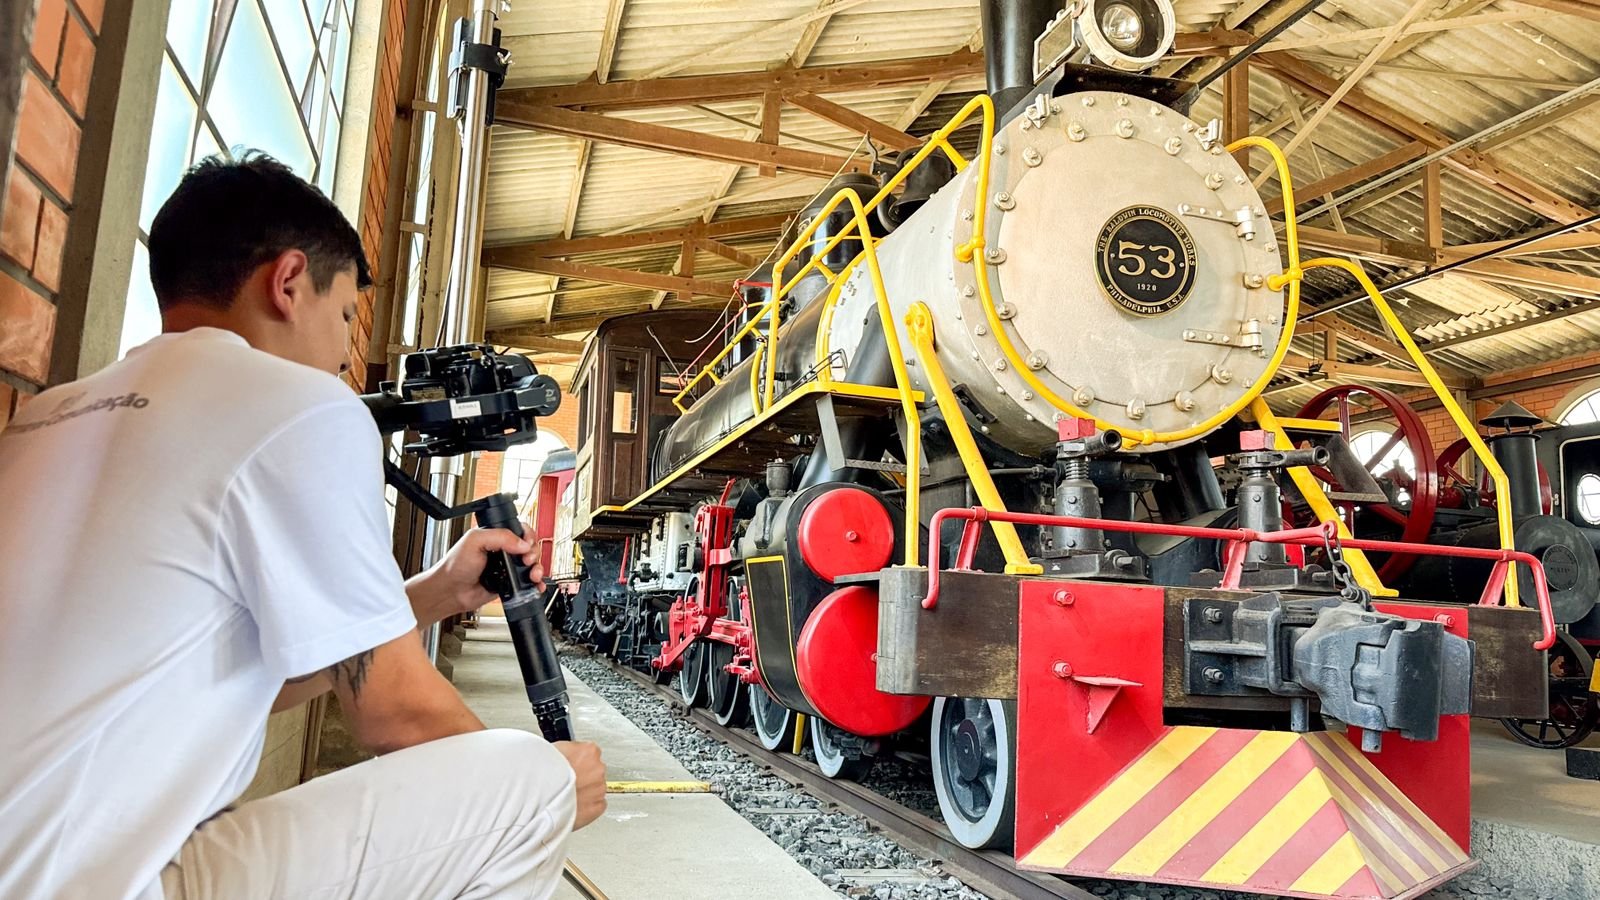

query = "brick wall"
0;0;100;419
344;0;409;390
1398;351;1600;454
467;388;579;500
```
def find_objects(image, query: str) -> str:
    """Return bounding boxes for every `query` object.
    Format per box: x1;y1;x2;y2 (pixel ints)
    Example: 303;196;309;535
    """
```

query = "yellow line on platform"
606;781;713;793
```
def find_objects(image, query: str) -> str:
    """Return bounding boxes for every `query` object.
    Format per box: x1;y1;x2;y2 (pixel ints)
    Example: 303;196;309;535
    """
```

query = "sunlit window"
119;0;357;357
498;432;569;502
1559;389;1600;427
1577;474;1600;526
1349;428;1417;478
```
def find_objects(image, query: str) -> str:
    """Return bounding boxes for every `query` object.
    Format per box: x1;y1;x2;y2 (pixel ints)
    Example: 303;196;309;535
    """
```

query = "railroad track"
582;648;1098;900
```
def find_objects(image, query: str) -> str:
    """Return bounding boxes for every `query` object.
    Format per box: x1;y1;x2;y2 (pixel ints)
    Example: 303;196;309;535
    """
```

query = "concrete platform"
455;620;836;900
1468;719;1600;898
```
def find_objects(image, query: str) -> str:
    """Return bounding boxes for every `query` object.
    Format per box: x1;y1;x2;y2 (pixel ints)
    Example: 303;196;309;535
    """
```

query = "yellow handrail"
907;302;1043;576
1297;256;1520;607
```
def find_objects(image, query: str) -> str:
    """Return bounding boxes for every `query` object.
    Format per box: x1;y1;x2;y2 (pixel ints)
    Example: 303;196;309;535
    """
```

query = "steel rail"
588;652;1099;900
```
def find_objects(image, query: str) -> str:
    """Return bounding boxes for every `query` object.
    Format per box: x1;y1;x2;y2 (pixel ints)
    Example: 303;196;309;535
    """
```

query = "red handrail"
922;507;1557;651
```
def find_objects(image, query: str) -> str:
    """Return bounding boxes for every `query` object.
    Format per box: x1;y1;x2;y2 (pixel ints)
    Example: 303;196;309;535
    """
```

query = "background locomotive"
534;0;1561;896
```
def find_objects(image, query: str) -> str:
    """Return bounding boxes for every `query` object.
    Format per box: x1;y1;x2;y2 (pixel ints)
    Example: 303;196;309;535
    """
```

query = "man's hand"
555;741;607;829
406;527;545;628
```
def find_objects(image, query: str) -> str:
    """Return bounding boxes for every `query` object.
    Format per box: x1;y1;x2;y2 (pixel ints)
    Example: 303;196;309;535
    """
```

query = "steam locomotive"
536;1;1560;896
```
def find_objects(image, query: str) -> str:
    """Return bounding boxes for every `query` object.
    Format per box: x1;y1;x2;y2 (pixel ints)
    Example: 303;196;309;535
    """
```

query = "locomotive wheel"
811;719;873;780
1500;631;1599;749
1295;384;1439;581
750;684;795;751
707;643;750;727
678;641;710;708
706;576;750;726
649;611;672;684
1436;437;1554;514
931;697;1016;850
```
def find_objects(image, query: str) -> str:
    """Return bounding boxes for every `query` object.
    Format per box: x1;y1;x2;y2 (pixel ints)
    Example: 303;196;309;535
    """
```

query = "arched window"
498;431;568;501
1558;386;1600;426
1349;426;1417;477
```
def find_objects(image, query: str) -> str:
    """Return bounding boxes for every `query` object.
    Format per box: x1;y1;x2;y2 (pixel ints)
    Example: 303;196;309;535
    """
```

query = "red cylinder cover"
796;487;894;581
795;585;930;736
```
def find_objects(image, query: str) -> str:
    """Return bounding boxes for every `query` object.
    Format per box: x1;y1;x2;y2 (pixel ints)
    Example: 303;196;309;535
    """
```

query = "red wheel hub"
795;585;930;736
797;487;894;581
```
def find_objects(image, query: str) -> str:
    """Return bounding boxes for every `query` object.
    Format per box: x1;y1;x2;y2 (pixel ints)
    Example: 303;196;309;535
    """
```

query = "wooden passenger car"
569;309;723;541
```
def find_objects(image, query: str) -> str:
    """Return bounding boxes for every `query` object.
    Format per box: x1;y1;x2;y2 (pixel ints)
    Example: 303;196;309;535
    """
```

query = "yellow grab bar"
1298;256;1519;607
906;302;1043;576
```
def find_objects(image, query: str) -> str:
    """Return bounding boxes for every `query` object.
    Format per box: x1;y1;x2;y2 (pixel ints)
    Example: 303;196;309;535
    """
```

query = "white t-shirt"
0;328;417;900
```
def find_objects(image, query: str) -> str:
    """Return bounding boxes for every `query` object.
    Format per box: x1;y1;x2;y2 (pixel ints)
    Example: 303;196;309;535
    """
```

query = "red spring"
922;508;1557;651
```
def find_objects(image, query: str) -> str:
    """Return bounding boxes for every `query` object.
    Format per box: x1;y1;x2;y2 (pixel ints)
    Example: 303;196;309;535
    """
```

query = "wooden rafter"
1259;53;1595;224
1257;8;1564;55
1512;0;1600;21
498;51;984;112
1291;53;1585;93
495;103;868;177
487;333;587;354
489;301;732;339
1293;223;1600;300
1296;314;1473;382
1446;231;1600;258
698;238;760;268
1223;62;1250;167
1421;161;1443;250
784;91;920;151
487;212;791;259
1280;352;1471;390
790;0;845;66
486;255;733;298
1265;141;1428;216
596;0;627;83
643;0;879;79
759;91;781;177
1272;0;1436;165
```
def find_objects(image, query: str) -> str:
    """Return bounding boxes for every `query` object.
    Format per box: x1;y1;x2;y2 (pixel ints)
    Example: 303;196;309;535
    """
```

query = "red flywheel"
1294;384;1439;581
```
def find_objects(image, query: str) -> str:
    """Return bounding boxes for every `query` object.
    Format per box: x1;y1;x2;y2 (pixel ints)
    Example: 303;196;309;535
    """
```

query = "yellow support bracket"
1249;398;1396;597
906;302;1043;576
1273;416;1345;434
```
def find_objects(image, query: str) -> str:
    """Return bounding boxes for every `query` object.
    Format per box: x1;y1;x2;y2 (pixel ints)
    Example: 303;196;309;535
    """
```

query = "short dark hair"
147;153;372;311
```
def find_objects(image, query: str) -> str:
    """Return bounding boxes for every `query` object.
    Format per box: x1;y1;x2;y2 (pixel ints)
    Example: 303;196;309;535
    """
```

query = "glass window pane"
321;12;350;114
119;240;162;358
209;0;314;175
302;62;326;132
261;0;315;92
141;55;199;231
317;102;339;193
411;110;436;221
402;231;425;345
166;0;214;77
190;120;223;165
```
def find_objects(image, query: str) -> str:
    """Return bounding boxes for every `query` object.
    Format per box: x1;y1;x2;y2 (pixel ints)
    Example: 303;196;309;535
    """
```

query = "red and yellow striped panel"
1017;726;1474;899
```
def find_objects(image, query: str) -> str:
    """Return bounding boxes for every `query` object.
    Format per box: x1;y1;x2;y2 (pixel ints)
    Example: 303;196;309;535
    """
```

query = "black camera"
361;343;560;457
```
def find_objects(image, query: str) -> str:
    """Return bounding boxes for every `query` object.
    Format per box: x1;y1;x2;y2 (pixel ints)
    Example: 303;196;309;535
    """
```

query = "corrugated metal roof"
480;0;1600;405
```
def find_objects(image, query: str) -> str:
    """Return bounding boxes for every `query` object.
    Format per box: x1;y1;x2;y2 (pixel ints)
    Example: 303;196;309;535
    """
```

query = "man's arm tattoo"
327;649;376;700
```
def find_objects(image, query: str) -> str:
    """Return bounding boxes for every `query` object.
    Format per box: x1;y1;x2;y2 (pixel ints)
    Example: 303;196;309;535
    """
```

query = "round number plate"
1094;205;1198;317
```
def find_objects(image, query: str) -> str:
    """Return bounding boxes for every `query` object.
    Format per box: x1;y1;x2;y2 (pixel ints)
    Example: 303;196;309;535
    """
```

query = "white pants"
159;729;575;900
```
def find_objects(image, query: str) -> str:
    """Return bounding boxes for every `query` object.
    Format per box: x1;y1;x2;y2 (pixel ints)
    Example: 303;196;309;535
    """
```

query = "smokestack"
980;0;1063;114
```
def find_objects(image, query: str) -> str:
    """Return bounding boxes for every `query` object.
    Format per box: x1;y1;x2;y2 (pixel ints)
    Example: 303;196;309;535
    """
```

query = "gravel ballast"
560;647;1539;900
